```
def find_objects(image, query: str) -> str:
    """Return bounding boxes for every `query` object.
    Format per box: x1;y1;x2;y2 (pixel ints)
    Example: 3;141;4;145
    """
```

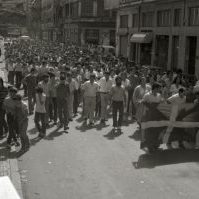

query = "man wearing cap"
15;58;23;89
98;71;113;124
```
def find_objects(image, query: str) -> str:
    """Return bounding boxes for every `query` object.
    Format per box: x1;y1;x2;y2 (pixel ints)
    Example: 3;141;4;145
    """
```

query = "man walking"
98;71;113;125
56;74;70;130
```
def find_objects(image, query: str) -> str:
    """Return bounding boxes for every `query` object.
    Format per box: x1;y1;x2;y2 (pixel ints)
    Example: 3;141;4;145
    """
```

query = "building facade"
0;0;27;36
116;0;199;77
43;0;116;46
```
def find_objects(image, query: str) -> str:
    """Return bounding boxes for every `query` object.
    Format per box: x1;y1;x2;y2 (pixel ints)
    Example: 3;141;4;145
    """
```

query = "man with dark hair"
3;87;20;148
24;67;37;115
56;75;70;130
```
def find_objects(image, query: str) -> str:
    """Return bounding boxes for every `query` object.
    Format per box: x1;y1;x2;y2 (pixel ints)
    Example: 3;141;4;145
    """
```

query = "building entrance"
155;35;169;69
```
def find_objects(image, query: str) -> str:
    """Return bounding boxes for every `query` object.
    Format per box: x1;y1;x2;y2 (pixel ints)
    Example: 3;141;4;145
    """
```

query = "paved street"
17;113;199;199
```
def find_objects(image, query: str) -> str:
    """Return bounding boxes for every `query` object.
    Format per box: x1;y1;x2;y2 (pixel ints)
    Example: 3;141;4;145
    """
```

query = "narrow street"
18;114;199;199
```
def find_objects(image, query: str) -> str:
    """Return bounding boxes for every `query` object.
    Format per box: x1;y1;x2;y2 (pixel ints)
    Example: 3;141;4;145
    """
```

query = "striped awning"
130;33;153;43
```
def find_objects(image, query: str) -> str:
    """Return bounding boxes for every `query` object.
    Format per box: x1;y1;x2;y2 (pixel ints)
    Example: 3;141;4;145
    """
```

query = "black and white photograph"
1;0;199;198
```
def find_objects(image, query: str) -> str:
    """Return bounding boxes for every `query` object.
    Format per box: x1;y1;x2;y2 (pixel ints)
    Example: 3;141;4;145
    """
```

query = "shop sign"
120;0;141;7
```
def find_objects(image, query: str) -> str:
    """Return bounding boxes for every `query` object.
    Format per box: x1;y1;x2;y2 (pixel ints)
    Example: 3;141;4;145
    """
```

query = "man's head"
9;87;18;98
115;76;122;87
152;82;161;94
90;73;96;83
43;74;49;83
179;88;185;98
104;71;110;80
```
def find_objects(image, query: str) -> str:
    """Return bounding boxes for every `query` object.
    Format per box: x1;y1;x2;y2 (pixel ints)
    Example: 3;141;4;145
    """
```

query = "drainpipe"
136;0;143;65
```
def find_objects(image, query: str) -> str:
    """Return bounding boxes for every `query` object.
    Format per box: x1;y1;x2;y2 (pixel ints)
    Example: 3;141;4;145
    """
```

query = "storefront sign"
120;0;142;7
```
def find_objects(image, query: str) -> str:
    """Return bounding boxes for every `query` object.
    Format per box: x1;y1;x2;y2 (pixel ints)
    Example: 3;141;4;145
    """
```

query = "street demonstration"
1;39;199;154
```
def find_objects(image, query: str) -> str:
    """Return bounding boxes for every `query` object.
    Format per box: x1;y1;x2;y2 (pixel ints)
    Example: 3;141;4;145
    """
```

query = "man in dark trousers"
56;74;70;131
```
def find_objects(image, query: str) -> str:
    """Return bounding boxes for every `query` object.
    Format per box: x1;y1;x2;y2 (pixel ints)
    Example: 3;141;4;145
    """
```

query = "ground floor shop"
117;32;199;77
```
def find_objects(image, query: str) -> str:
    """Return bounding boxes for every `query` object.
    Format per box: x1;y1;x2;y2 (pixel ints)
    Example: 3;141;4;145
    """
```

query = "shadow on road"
104;129;123;140
133;149;199;169
129;129;141;141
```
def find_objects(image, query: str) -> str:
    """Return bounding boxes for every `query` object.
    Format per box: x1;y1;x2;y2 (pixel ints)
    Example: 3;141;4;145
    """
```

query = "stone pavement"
0;142;23;198
0;48;23;198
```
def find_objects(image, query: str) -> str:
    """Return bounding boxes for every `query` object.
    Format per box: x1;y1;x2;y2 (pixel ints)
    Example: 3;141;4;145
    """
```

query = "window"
132;13;138;27
189;7;199;26
157;10;171;27
120;15;128;28
81;0;93;17
142;12;154;27
174;9;181;26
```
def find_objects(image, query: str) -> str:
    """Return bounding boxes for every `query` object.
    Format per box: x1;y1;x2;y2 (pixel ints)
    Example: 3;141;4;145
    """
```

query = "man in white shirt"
81;73;99;126
167;88;186;105
98;71;113;124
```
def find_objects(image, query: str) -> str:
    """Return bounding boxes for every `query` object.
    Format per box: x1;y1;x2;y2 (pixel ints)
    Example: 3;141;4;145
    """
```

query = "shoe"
69;118;73;122
89;122;94;126
64;126;69;131
53;122;57;126
15;141;20;147
57;123;63;128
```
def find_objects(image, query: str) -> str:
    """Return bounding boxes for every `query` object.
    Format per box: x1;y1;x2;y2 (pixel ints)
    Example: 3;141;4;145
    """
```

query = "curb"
9;159;24;199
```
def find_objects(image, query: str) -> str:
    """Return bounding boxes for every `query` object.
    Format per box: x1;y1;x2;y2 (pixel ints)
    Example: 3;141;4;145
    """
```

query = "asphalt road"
17;113;199;199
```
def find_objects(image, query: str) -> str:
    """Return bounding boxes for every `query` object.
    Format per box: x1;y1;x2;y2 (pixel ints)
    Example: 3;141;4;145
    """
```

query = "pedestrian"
0;77;8;139
6;58;15;85
56;74;70;130
98;71;113;125
67;72;77;121
38;74;50;127
3;87;20;148
81;73;99;126
110;76;126;131
48;72;58;125
15;58;23;89
34;87;46;138
14;94;30;151
24;68;37;115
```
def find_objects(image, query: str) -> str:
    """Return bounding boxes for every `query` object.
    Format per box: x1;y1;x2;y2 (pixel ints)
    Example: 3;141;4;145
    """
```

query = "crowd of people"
0;39;199;154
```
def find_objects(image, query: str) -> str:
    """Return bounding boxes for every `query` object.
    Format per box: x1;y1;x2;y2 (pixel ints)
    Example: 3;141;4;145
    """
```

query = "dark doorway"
186;36;197;75
154;35;169;69
140;43;152;65
171;36;179;70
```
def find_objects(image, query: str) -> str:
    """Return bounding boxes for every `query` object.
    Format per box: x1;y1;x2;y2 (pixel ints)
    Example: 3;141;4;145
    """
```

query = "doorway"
186;36;197;75
154;35;169;69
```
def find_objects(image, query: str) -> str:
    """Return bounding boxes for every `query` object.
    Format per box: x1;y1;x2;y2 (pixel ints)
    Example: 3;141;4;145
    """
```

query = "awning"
130;33;153;43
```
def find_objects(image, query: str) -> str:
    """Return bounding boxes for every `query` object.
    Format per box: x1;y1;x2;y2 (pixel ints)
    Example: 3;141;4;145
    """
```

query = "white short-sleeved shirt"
167;93;186;105
143;92;162;103
82;81;99;97
35;93;46;113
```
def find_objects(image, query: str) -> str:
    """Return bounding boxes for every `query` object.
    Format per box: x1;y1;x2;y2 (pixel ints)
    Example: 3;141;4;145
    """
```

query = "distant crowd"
0;39;199;154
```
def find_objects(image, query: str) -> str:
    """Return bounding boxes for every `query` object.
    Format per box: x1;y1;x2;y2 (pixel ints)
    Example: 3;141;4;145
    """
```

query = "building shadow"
133;149;199;169
104;129;123;140
129;129;141;141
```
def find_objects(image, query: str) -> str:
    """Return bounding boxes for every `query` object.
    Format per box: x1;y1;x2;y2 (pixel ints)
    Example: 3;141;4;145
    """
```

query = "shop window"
174;9;182;26
157;10;171;27
132;13;138;27
189;7;199;26
120;15;128;28
142;12;154;27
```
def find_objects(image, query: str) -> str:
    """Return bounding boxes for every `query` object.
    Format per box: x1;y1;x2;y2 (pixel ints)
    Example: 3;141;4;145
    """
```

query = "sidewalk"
0;143;23;198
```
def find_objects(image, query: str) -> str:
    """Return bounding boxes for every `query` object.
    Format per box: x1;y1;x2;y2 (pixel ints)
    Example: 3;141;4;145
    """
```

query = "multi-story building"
0;0;27;36
116;0;199;78
52;0;116;45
